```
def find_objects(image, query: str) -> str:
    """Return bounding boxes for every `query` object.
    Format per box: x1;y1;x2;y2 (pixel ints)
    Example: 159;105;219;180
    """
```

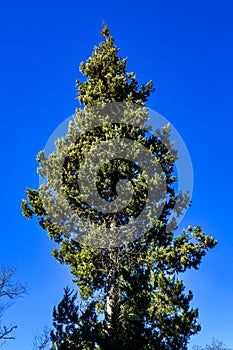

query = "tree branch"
0;325;17;340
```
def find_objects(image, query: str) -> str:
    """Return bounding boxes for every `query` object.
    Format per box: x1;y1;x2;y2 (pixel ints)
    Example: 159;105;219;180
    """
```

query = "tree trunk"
106;246;120;334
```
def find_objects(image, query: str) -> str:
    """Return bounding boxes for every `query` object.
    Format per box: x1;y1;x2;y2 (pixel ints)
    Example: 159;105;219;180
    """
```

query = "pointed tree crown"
76;24;154;107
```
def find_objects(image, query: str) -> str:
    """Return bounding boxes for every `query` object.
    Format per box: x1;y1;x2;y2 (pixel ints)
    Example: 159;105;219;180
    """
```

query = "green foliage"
76;24;154;107
51;288;101;350
22;24;217;349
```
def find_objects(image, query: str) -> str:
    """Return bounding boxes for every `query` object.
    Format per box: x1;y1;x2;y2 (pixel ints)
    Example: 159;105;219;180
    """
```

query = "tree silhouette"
0;266;27;346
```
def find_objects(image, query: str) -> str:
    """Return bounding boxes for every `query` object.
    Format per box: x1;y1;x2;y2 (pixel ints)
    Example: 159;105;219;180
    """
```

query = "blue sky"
0;0;233;349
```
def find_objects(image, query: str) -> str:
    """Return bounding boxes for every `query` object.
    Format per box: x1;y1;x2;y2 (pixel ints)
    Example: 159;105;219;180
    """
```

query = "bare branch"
0;325;17;340
0;266;28;345
193;338;233;350
32;326;52;350
0;266;27;301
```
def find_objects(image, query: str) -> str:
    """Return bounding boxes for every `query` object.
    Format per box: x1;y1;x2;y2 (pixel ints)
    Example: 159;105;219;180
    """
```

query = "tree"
193;338;232;350
0;266;27;346
22;24;217;349
51;287;101;350
32;326;52;350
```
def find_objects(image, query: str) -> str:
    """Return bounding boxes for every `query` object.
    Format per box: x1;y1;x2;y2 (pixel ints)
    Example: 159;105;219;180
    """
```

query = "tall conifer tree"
22;24;216;349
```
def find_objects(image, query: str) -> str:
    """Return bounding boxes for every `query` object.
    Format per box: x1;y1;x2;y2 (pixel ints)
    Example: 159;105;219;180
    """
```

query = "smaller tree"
193;338;232;350
0;266;27;346
51;287;102;350
32;326;52;350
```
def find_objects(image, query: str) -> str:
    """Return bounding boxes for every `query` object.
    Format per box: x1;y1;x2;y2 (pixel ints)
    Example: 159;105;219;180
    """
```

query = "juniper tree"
22;24;216;350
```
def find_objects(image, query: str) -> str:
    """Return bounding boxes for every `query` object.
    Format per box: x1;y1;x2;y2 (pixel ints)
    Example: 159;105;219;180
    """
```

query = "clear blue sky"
0;1;232;349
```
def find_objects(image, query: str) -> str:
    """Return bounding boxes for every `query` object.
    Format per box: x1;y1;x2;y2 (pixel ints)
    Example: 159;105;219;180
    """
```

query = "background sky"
0;0;232;349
